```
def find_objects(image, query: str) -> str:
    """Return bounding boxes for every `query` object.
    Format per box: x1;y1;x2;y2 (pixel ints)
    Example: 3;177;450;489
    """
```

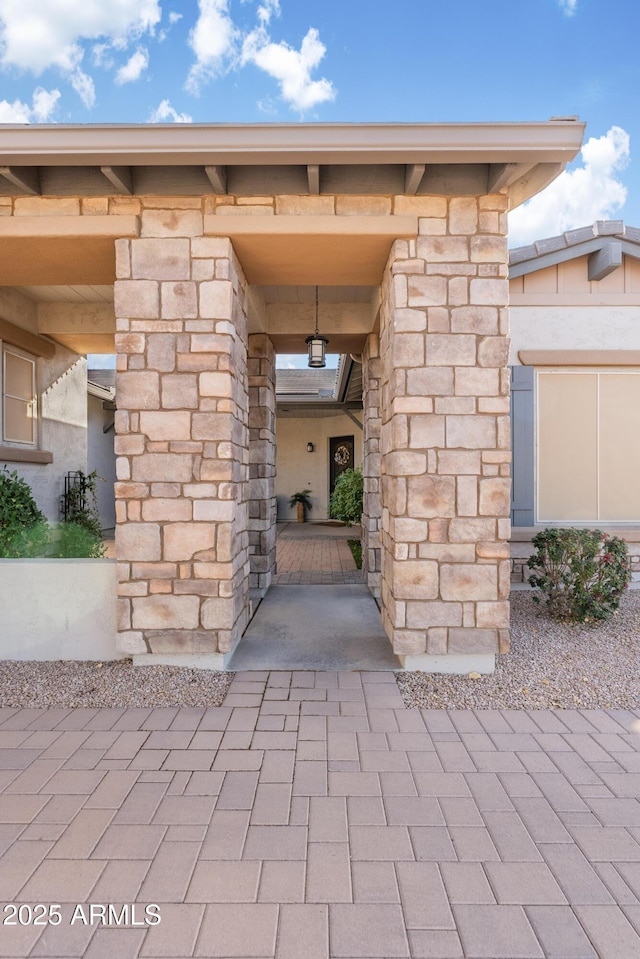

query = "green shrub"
0;467;47;557
60;470;103;540
347;538;362;569
0;468;105;559
329;468;363;527
49;522;106;559
527;527;631;622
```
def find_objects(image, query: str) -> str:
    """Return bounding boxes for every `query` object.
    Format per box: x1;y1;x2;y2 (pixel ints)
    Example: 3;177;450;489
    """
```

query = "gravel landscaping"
397;589;640;710
1;591;638;709
0;660;232;708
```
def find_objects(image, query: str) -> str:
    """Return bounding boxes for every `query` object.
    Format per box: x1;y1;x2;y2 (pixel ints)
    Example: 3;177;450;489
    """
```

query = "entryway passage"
273;522;364;585
227;524;400;671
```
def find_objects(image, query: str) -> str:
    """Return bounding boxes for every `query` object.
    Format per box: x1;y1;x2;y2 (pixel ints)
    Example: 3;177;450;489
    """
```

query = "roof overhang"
0;121;585;304
0;120;584;166
0;120;585;208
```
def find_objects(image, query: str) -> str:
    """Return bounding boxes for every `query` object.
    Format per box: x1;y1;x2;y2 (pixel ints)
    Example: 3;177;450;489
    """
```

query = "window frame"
1;342;38;448
535;367;640;525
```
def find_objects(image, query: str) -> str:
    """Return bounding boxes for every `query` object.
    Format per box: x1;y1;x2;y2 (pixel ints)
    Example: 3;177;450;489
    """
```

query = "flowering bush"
527;527;631;622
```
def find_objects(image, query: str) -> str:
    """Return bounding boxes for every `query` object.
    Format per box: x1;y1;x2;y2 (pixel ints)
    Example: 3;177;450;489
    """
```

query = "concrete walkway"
1;672;640;958
228;586;399;671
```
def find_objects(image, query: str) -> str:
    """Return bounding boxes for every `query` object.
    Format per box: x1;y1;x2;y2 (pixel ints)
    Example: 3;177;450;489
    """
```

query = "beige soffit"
519;350;640;366
0;216;139;286
207;216;417;285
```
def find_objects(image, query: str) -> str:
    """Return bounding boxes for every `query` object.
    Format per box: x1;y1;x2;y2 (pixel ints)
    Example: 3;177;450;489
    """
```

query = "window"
537;370;640;523
2;345;37;446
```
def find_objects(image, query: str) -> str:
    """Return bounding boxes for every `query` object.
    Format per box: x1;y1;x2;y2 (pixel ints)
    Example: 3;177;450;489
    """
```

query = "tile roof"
275;368;338;397
509;220;636;265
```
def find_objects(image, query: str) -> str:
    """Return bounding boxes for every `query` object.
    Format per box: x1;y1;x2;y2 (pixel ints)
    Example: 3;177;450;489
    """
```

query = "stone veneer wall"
379;197;512;663
362;333;382;598
248;333;277;596
0;191;516;666
114;217;250;660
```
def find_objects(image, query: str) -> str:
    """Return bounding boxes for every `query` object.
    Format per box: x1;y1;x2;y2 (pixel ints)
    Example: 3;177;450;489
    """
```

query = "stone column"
379;196;511;673
114;222;250;666
248;333;277;598
362;333;382;598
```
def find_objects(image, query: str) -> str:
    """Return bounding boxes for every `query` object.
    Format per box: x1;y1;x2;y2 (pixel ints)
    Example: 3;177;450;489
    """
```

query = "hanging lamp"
306;286;329;368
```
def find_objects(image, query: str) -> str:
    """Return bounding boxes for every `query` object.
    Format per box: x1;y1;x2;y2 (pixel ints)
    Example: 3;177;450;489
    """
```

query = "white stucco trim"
132;653;232;669
399;654;496;674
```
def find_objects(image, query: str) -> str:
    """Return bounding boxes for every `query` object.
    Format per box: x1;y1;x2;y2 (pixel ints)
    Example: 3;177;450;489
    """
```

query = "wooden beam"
508;162;565;209
204;165;227;194
0;317;55;358
588;240;623;281
0;166;40;195
100;165;132;195
404;163;425;195
307;164;320;194
487;162;525;193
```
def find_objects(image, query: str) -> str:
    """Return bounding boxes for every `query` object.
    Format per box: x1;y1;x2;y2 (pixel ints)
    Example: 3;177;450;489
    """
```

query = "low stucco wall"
0;559;120;661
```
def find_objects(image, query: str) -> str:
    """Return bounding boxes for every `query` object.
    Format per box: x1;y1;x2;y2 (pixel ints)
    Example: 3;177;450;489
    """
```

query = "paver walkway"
1;672;640;958
274;523;363;585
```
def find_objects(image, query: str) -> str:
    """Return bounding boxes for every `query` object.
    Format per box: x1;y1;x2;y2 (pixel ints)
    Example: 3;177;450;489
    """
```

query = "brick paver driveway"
1;671;640;957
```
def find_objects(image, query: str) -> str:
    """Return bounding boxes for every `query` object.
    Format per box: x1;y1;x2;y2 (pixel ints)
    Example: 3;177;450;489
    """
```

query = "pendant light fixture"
306;285;329;368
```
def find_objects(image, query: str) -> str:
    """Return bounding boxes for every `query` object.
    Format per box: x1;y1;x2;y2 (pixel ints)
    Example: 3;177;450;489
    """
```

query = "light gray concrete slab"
228;585;400;671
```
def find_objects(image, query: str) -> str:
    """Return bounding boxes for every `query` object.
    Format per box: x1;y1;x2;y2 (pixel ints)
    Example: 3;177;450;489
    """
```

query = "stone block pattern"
362;334;382;598
114;218;250;657
379;197;511;659
248;334;277;595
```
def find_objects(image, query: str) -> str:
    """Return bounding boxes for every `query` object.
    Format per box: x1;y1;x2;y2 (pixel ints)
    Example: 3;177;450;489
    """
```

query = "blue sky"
0;0;637;369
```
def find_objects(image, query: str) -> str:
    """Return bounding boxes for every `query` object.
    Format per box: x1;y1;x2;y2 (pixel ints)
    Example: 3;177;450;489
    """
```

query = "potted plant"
289;489;312;523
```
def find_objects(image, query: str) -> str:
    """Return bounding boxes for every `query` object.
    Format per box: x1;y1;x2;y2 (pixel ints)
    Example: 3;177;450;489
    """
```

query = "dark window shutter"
510;365;535;526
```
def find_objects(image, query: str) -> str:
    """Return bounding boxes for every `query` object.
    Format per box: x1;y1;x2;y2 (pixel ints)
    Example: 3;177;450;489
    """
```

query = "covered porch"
0;120;585;671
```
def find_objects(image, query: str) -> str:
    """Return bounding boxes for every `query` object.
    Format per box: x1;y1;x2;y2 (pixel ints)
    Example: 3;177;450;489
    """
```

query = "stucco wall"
1;288;88;521
0;559;119;660
276;412;364;520
87;393;116;530
509;306;640;364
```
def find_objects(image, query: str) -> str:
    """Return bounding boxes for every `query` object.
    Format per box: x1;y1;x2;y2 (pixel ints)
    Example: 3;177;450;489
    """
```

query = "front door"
329;435;354;494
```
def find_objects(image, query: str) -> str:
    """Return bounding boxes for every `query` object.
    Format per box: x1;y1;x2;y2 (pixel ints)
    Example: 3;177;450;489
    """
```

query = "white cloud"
31;86;61;121
0;85;60;122
92;43;114;69
0;0;160;108
186;0;237;94
242;25;335;112
148;98;193;123
115;47;149;84
0;96;30;122
159;10;183;42
0;0;161;72
185;1;335;113
558;0;578;14
69;67;96;108
257;0;280;25
508;126;630;247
